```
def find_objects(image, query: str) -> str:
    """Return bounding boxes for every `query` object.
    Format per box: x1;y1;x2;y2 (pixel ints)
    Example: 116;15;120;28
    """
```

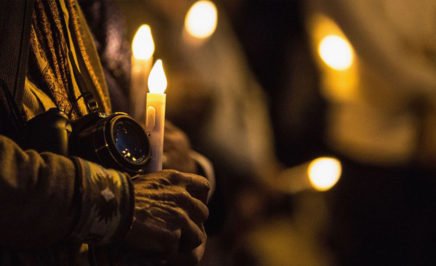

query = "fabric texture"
0;0;134;265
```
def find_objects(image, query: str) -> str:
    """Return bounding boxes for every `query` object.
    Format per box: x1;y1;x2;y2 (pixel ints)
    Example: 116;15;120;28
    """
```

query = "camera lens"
70;112;151;174
113;118;150;165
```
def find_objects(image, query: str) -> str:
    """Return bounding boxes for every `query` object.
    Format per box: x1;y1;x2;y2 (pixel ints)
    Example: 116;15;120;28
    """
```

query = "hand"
124;170;209;264
163;122;197;174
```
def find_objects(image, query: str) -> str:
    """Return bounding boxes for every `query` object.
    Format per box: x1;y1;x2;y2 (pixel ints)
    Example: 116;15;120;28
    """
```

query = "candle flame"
132;24;155;60
148;59;167;93
307;157;342;191
318;34;354;71
184;0;218;39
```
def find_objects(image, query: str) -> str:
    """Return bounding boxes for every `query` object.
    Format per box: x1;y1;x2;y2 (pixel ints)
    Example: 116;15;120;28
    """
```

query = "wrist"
69;157;134;245
112;174;135;242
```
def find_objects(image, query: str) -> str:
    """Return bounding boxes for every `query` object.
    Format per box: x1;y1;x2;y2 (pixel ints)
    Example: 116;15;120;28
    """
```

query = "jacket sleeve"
0;135;134;249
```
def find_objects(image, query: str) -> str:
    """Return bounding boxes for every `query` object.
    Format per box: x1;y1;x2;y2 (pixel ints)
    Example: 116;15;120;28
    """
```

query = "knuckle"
202;205;210;220
202;180;211;192
158;176;172;186
192;174;210;187
177;190;191;203
161;169;178;176
173;206;190;222
163;169;182;181
144;180;163;190
176;133;189;146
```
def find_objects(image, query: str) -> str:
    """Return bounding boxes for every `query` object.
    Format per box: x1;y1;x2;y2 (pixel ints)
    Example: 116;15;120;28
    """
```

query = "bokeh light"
307;157;342;191
318;35;354;71
185;0;218;39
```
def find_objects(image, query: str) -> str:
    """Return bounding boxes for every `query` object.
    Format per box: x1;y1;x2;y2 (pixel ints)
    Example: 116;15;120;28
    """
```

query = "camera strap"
69;49;100;114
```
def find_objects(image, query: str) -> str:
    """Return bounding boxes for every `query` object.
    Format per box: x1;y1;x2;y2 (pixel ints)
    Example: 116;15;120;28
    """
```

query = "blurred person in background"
301;0;436;265
225;0;436;265
222;1;335;265
224;0;327;167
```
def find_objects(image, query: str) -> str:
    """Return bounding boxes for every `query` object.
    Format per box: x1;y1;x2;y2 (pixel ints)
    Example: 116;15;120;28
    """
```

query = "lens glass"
113;119;149;165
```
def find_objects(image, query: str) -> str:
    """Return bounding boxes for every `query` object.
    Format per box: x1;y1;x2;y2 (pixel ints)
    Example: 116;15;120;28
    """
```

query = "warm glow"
132;24;155;60
185;0;218;39
148;60;167;94
308;14;359;102
318;35;354;71
307;157;342;191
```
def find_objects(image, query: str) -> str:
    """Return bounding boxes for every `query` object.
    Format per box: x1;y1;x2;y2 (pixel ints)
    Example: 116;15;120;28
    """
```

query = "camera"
24;108;151;174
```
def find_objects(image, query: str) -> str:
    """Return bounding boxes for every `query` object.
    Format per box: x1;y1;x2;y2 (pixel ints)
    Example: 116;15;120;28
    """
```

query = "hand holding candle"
145;59;167;172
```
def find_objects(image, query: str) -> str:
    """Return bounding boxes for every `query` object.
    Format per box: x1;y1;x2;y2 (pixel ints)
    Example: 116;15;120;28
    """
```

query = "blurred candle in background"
307;157;342;191
318;34;354;71
272;156;342;193
145;59;167;172
131;24;155;121
308;14;358;102
184;0;218;44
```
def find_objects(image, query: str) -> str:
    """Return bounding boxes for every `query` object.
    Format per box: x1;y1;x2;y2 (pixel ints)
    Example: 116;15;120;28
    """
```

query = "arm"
0;133;210;264
0;134;132;249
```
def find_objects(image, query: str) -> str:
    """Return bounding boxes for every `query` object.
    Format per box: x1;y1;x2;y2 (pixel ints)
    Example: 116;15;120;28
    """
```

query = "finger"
147;200;206;251
162;154;169;166
146;203;205;251
125;211;181;258
185;177;209;204
162;150;181;168
134;176;170;191
172;207;206;251
174;189;209;225
164;120;177;131
163;135;177;152
164;170;210;203
142;188;209;225
135;170;209;205
164;124;188;146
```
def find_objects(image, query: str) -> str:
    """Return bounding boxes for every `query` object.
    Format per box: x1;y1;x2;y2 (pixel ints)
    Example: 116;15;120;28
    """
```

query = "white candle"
145;59;167;172
131;24;155;122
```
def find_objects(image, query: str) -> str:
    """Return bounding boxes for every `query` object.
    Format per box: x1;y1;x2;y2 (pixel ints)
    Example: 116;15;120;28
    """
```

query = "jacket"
0;0;134;264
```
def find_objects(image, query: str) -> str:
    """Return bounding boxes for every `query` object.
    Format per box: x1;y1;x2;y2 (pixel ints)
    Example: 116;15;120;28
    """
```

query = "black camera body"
24;108;151;174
